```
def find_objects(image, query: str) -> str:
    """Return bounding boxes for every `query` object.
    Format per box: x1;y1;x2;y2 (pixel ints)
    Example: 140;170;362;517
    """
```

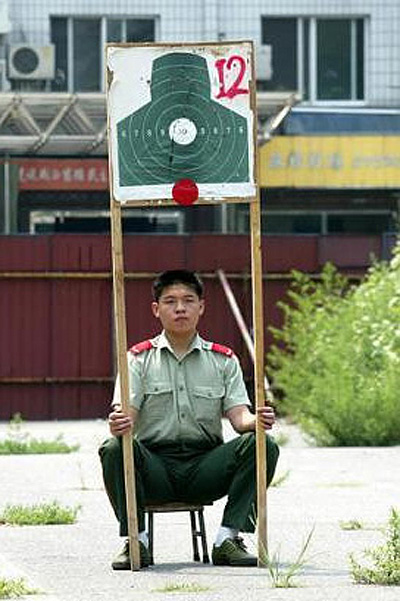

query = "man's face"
152;283;204;336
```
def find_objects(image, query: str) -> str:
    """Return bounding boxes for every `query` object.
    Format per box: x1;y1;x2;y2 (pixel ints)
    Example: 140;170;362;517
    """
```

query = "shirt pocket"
142;381;174;419
192;385;224;423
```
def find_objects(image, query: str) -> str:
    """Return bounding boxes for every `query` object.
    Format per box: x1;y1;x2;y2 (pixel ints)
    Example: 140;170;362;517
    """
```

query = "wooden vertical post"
250;191;268;566
109;200;141;571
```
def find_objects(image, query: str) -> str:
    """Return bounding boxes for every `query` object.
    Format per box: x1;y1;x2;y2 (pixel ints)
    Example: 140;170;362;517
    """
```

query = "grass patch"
0;577;39;598
0;414;79;455
153;581;210;594
318;481;365;488
340;519;364;531
0;436;79;455
349;507;400;585
0;501;80;526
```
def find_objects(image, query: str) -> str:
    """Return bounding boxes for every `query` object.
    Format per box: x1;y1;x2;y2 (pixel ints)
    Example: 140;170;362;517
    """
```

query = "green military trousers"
99;433;279;536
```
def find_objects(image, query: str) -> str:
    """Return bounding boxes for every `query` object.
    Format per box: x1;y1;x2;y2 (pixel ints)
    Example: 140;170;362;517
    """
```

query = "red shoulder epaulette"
129;340;154;355
210;343;234;357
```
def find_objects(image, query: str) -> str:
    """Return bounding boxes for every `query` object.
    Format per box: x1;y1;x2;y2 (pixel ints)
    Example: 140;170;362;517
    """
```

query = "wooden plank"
250;195;268;566
109;200;141;570
248;45;268;566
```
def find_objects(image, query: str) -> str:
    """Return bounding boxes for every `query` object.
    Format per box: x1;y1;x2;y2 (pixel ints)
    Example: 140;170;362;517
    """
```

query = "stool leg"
190;511;200;561
198;508;210;563
147;511;154;565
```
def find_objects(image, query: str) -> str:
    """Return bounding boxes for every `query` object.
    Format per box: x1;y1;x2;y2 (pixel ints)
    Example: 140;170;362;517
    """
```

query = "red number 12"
215;55;249;99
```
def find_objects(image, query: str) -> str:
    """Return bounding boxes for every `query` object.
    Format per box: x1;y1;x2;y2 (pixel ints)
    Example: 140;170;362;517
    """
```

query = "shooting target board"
106;41;257;206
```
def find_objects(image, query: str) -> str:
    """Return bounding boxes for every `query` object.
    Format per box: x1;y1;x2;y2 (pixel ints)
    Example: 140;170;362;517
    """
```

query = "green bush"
268;242;400;446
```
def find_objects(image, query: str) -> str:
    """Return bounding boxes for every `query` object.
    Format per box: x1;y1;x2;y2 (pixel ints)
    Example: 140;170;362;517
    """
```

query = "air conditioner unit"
8;44;55;79
256;45;272;81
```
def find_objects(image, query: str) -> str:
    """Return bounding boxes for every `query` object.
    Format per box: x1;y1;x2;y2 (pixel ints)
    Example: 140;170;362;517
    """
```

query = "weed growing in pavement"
271;469;290;487
0;413;79;455
260;527;315;588
0;577;39;598
319;481;364;488
349;507;400;585
0;500;81;525
153;581;210;593
340;519;364;531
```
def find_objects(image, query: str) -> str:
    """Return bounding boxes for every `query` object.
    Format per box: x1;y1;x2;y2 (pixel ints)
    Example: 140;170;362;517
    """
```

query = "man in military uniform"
99;270;279;568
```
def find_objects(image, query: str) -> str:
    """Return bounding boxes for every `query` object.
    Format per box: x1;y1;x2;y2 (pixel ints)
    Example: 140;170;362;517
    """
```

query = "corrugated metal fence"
0;233;384;420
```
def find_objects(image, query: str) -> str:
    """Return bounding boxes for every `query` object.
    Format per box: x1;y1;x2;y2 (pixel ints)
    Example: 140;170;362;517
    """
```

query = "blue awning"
282;108;400;135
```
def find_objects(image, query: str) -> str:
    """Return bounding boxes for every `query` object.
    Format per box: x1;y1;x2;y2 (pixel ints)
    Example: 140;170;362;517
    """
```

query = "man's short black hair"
152;270;204;301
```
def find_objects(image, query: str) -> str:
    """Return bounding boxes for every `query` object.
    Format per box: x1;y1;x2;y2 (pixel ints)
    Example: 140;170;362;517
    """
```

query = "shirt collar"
157;331;203;356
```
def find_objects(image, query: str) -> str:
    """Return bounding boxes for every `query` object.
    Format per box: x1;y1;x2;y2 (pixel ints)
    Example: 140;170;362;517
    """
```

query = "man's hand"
108;408;133;437
256;405;276;431
227;404;276;433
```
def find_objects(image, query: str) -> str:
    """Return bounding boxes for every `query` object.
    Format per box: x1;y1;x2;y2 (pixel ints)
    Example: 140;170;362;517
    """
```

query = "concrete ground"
0;418;399;601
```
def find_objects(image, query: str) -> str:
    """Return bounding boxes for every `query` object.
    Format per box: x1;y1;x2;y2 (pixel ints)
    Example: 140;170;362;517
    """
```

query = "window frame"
51;15;157;93
261;15;367;105
236;208;395;235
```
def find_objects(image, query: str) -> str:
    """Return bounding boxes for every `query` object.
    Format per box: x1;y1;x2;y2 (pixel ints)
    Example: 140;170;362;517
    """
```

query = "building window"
50;16;156;92
73;19;101;92
235;209;395;236
261;16;365;102
28;209;184;234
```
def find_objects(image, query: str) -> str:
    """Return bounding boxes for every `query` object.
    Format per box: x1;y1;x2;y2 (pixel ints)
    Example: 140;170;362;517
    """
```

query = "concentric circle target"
117;52;250;189
169;118;197;145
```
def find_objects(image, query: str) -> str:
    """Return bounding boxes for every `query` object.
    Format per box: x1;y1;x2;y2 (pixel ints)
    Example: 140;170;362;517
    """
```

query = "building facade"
1;1;399;419
0;0;399;239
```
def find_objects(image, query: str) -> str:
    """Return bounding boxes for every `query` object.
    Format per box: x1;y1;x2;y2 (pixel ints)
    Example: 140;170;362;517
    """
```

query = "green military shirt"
112;331;251;448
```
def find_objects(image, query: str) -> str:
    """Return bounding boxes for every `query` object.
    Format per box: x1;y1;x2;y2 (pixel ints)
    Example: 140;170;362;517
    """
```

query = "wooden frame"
106;40;268;569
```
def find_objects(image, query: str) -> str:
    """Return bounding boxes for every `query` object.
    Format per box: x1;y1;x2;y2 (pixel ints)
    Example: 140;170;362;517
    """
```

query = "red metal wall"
0;234;382;420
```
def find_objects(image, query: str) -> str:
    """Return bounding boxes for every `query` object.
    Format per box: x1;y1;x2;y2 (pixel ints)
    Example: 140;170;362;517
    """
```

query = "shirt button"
179;385;184;391
181;413;186;419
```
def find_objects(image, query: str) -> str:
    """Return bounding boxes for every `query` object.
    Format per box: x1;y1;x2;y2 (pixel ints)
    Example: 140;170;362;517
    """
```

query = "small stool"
145;502;210;565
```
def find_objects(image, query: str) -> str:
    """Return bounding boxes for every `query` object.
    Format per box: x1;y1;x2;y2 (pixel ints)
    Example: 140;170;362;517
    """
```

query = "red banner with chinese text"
16;158;109;191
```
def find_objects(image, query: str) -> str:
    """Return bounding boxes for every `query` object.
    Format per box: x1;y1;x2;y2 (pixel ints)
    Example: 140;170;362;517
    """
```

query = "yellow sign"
259;136;400;188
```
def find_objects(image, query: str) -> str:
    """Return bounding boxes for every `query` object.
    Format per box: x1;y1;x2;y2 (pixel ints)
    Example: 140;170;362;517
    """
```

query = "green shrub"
268;243;400;446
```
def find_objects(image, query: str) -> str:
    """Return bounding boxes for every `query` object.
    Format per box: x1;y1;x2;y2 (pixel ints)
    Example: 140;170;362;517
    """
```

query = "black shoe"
111;539;151;570
212;537;257;567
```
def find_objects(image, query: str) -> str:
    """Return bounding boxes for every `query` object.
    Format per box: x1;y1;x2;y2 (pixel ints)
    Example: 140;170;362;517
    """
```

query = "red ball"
172;179;199;206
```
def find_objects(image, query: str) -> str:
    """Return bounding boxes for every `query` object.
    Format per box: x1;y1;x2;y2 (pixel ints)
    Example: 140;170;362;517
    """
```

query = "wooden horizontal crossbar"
0;377;113;384
145;502;212;513
0;271;363;281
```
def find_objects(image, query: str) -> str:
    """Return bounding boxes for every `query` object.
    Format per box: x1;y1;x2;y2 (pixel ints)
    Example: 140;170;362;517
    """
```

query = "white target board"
106;41;256;206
